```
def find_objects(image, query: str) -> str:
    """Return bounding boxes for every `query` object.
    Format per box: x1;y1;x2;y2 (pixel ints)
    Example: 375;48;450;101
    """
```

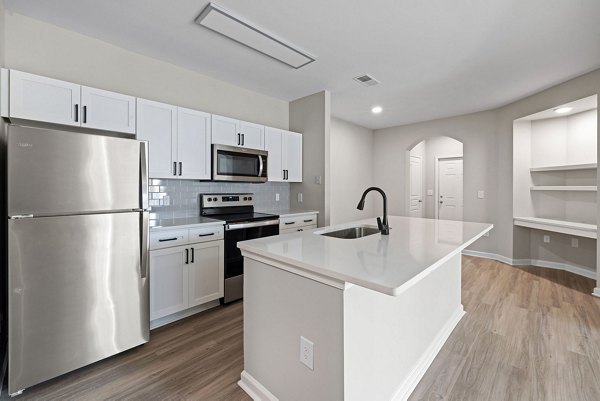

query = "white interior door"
409;155;424;217
437;158;463;221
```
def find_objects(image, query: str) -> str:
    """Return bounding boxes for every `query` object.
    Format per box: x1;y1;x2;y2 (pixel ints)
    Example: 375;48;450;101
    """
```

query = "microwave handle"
258;154;264;177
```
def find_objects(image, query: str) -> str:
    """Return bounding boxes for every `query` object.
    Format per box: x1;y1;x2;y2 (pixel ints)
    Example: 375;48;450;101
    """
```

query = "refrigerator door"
8;212;149;395
7;125;146;216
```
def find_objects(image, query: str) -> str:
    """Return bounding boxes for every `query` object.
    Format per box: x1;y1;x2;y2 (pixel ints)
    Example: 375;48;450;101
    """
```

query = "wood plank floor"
4;256;600;400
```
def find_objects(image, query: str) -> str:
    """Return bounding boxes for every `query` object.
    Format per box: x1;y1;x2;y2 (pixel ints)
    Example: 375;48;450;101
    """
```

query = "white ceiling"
5;0;600;129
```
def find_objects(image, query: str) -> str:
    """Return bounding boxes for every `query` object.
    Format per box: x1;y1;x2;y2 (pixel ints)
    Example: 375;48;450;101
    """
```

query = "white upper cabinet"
284;131;303;182
137;98;178;178
81;86;136;134
177;107;212;180
212;114;264;150
4;69;135;134
265;128;302;182
137;99;212;180
8;70;81;127
265;127;284;181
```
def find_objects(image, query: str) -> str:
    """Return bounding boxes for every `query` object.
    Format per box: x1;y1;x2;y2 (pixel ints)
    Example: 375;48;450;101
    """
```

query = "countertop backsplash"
148;179;291;220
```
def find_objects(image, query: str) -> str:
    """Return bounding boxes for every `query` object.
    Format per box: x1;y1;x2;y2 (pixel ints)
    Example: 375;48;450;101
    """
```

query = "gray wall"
0;0;5;67
148;180;290;220
289;91;331;227
3;12;289;130
374;68;600;277
330;117;375;225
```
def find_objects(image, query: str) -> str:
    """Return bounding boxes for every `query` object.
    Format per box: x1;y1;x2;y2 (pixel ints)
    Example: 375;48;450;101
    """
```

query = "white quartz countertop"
149;216;223;231
257;209;319;218
238;216;492;296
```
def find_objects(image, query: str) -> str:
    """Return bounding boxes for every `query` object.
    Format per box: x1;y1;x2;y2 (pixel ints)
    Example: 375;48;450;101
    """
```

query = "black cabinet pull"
190;248;194;263
237;133;241;145
185;248;189;264
179;162;182;176
284;222;295;225
83;105;87;123
303;219;313;223
173;162;177;176
158;237;178;242
74;104;79;122
241;134;245;146
198;233;215;237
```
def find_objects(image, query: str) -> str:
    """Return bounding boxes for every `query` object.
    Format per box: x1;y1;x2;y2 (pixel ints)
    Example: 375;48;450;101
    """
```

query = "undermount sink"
318;225;380;239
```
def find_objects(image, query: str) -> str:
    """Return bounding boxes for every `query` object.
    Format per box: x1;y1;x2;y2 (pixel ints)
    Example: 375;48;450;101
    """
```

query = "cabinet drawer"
280;224;317;235
150;229;188;250
189;225;224;243
279;214;318;229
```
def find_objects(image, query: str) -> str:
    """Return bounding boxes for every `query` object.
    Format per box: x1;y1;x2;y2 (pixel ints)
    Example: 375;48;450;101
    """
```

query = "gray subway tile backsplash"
148;180;291;219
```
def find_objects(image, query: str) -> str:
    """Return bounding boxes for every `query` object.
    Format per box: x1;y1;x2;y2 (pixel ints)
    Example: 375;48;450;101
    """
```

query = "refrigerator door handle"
140;141;149;210
140;211;149;279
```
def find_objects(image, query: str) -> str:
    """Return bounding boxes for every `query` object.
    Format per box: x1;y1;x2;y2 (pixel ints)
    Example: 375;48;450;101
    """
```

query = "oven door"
223;219;279;303
213;144;268;182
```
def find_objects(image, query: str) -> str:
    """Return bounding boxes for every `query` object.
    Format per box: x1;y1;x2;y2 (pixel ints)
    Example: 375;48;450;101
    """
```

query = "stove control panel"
200;193;254;208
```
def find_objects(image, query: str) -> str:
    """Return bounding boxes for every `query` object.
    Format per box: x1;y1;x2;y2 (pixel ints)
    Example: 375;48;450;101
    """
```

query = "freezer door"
7;125;146;216
8;212;149;394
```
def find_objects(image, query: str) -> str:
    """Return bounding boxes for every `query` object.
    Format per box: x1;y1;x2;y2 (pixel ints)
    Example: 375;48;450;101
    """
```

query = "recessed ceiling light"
372;106;382;114
195;3;315;69
554;107;572;114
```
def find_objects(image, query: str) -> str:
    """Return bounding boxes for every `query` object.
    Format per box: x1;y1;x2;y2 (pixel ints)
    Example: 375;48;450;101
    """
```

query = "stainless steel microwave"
212;144;268;182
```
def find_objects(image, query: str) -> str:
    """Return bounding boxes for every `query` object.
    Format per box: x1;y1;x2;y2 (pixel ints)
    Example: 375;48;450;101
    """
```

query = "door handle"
241;134;245;146
238;133;241;145
173;161;177;176
74;104;79;122
185;248;189;264
439;201;444;204
158;237;178;242
303;219;313;223
179;162;182;176
418;200;422;203
284;221;295;225
140;141;148;210
190;247;194;263
83;105;87;124
197;233;215;237
140;212;149;279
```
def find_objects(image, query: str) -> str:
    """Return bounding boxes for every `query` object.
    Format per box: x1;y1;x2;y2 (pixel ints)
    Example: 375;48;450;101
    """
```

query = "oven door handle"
225;219;280;231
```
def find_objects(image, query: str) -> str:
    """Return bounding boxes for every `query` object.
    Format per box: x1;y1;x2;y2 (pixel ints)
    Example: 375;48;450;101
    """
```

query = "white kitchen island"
238;216;492;401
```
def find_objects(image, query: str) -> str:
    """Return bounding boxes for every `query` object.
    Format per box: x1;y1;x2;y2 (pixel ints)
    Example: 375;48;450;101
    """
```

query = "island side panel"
344;253;464;401
242;258;345;400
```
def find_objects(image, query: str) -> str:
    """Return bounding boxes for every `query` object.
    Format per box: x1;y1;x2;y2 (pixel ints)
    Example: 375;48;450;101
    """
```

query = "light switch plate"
572;238;579;248
298;193;303;203
275;193;280;201
478;190;485;199
543;235;550;243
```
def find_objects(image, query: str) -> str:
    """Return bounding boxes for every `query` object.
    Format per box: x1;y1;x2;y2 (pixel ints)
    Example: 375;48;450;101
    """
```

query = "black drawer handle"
185;248;189;264
158;237;178;242
284;222;295;225
303;219;313;223
190;247;194;263
198;233;215;237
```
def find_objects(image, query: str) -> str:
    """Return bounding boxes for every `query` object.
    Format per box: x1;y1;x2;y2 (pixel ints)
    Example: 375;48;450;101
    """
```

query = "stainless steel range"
200;194;279;303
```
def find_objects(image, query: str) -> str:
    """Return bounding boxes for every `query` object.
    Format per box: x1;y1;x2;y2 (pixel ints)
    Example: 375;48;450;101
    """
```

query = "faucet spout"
357;187;389;235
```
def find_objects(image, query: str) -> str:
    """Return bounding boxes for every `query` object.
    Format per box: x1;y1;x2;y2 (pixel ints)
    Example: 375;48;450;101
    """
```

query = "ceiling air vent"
353;74;380;87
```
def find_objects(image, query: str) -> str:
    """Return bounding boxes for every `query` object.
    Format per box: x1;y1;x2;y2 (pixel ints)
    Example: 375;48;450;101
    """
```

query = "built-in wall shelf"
530;186;597;191
530;163;597;172
514;217;597;239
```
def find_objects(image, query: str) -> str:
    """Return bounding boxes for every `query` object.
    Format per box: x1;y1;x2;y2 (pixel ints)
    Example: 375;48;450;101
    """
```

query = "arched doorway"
406;136;464;220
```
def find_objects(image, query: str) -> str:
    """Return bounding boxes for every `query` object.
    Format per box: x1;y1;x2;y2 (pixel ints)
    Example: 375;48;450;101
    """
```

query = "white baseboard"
391;306;466;401
462;250;597;280
238;370;278;401
593;288;600;298
150;300;220;330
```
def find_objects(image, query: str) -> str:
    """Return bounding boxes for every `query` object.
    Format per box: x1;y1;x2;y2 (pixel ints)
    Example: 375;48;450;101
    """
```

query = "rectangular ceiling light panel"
195;3;315;69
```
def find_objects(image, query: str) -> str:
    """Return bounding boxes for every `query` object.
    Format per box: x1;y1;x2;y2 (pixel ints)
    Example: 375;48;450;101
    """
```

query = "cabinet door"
211;114;240;147
137;98;178;178
81;86;136;134
265;127;284;182
240;120;265;150
284;131;303;182
177;107;211;180
9;70;81;127
149;246;189;321
188;241;224;307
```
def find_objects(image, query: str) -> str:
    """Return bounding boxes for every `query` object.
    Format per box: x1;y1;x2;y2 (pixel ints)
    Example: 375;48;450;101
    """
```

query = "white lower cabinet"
149;225;224;326
279;213;318;235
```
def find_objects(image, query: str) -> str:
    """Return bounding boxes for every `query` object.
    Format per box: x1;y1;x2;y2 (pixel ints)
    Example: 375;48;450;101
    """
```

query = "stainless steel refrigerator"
6;125;149;395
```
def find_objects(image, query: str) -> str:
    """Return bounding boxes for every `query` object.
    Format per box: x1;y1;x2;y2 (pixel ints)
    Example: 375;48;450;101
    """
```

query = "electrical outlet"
298;193;303;203
300;336;314;370
427;189;433;196
478;190;485;199
543;235;550;243
315;176;322;185
572;238;579;248
275;193;280;201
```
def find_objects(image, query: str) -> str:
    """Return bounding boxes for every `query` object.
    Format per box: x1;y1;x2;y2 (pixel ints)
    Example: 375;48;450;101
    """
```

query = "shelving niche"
513;95;598;239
